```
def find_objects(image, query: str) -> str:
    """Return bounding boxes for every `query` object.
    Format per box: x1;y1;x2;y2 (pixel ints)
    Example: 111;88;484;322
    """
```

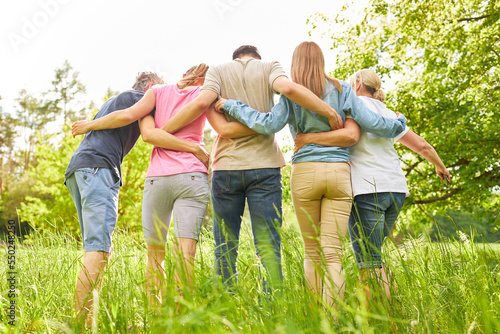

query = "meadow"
1;210;499;334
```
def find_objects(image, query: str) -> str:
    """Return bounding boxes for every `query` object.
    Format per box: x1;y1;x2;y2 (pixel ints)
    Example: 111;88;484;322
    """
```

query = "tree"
430;207;500;243
45;60;86;129
19;129;81;234
15;89;48;172
309;0;500;225
0;96;17;195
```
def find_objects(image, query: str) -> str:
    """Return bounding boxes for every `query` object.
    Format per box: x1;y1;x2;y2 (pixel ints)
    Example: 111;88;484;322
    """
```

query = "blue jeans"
348;192;406;269
212;168;283;289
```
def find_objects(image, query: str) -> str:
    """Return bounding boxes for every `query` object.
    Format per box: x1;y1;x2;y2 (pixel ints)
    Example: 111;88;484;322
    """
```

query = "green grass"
1;217;500;333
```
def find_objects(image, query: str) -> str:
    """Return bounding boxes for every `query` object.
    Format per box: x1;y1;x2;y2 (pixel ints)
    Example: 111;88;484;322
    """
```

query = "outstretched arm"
139;114;209;168
293;118;361;153
206;104;257;138
397;130;450;182
272;76;343;130
161;89;218;134
72;89;156;137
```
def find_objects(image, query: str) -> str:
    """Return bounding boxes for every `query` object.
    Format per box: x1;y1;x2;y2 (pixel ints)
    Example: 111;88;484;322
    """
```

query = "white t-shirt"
349;96;410;197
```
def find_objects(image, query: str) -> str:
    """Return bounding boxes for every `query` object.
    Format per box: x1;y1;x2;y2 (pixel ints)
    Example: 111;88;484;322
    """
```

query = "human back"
349;95;409;197
205;58;281;113
347;69;409;197
286;41;347;163
147;84;207;177
202;55;286;170
286;80;350;163
65;89;150;185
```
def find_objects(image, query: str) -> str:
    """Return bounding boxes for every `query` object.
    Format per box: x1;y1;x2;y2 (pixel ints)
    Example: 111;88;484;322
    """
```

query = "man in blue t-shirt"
65;72;163;326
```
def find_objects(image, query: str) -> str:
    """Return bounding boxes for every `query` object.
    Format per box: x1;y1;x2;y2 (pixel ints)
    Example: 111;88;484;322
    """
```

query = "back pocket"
212;172;230;195
291;169;315;196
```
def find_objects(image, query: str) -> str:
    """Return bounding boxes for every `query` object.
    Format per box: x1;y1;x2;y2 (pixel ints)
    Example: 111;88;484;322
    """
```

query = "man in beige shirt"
162;45;341;290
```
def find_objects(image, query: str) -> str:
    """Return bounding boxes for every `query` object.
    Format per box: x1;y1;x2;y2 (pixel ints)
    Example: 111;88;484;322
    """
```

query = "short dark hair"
232;45;261;60
132;72;164;91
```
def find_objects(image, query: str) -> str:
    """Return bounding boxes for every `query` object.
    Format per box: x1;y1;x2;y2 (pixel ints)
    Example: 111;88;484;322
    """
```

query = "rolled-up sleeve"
343;86;406;138
224;95;291;134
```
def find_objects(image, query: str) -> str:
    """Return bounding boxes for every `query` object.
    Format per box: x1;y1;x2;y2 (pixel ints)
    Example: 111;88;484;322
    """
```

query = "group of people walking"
66;42;449;326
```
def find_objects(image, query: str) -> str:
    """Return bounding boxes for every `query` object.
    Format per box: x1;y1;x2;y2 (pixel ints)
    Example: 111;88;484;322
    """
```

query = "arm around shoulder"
161;89;217;134
72;89;156;136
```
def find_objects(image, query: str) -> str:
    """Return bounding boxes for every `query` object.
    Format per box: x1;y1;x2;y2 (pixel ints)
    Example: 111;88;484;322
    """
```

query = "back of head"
232;45;261;60
184;65;197;77
350;69;386;102
290;41;342;98
177;63;209;89
132;72;164;92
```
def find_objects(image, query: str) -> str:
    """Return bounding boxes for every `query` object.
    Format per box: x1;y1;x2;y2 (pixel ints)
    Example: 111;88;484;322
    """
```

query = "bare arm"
72;89;156;137
397;130;450;182
206;105;257;138
294;118;361;153
139;114;209;168
161;89;218;134
272;76;343;130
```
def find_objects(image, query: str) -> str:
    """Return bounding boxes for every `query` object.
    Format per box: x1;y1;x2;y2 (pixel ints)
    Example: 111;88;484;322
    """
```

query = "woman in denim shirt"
215;41;406;306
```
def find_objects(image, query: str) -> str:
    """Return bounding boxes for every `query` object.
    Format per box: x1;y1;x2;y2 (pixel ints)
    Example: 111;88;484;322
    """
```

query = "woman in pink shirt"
135;64;211;306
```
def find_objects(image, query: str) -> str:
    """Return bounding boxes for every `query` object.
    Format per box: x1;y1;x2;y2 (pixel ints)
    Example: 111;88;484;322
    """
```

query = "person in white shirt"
294;68;450;305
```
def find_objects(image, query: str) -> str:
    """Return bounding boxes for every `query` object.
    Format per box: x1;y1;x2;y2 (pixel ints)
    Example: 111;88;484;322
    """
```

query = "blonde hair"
290;41;342;98
177;63;209;89
349;69;386;102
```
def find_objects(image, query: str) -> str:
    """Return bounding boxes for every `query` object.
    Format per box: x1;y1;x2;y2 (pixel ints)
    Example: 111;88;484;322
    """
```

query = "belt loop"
93;167;99;175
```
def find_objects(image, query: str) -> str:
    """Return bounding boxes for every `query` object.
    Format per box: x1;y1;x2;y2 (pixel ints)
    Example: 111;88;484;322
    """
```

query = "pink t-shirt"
146;84;208;177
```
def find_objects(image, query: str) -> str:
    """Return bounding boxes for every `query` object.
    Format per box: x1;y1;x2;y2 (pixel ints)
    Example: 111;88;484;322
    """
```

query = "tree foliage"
18;128;154;235
19;128;81;234
0;98;18;196
45;60;86;128
15;90;48;171
310;0;500;225
430;207;500;243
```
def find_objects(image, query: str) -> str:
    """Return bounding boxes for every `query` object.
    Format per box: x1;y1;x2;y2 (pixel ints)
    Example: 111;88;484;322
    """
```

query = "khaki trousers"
291;162;352;304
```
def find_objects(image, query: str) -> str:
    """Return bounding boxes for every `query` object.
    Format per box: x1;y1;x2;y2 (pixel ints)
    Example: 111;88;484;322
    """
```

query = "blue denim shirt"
223;80;406;163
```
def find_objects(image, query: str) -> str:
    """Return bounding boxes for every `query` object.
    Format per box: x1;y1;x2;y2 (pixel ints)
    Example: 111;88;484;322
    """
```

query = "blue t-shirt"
64;90;147;185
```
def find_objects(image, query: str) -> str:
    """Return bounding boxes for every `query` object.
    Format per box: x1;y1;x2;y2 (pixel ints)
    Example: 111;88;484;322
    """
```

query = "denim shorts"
66;168;120;253
142;172;209;244
348;192;406;269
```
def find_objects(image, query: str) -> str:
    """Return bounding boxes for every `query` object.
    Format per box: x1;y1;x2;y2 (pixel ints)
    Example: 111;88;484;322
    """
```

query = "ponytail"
177;63;209;89
373;89;386;102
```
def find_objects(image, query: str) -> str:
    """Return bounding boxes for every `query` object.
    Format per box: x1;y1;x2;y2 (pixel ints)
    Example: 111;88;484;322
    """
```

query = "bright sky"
0;0;363;151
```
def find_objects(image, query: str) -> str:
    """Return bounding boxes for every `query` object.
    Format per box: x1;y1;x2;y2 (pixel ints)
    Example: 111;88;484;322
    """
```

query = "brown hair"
184;65;197;77
232;45;261;60
177;63;209;89
290;41;342;98
349;69;386;102
132;72;164;91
